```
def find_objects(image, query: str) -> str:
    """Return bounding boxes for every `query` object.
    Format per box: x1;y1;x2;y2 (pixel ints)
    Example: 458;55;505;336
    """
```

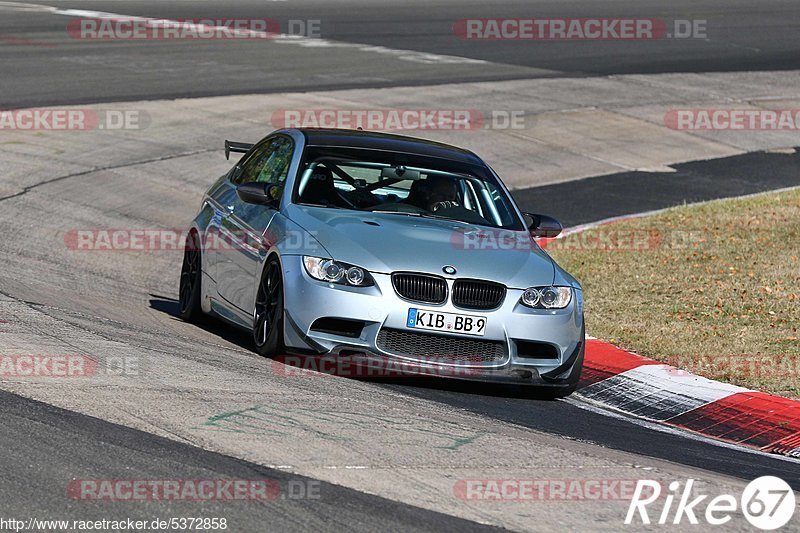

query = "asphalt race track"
0;390;502;532
1;0;800;107
516;149;800;227
1;1;799;531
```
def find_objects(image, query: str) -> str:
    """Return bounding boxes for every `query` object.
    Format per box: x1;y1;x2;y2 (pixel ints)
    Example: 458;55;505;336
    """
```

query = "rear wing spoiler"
224;140;254;160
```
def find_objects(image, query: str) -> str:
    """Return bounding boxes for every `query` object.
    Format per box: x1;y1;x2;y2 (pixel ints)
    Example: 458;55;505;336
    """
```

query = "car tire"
253;256;286;358
179;231;204;323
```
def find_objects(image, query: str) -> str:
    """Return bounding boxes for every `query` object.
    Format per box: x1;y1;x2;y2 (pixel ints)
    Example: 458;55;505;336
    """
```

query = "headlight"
520;286;571;309
521;287;541;307
303;256;374;287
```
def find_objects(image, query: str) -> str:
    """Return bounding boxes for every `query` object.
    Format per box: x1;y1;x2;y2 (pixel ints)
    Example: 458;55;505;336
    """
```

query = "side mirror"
523;212;562;238
237;182;280;206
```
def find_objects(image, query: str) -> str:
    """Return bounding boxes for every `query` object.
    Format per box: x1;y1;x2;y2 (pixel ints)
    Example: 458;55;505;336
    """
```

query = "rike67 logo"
626;476;796;530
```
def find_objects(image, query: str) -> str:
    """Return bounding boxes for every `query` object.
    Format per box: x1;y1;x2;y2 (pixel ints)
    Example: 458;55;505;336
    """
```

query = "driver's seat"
301;165;339;205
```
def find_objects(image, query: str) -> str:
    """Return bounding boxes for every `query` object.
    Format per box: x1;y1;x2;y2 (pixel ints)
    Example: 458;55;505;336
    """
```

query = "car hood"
286;205;555;288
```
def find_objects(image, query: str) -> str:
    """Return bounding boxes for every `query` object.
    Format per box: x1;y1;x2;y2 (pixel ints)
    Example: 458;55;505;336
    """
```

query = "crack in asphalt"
0;289;116;361
0;290;257;383
0;148;215;203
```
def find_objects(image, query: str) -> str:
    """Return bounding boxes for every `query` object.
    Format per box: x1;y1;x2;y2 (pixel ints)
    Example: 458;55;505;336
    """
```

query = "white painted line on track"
2;3;486;65
559;183;800;239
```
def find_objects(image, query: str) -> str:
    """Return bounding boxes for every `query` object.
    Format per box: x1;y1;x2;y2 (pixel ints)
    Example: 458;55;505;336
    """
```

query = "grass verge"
547;188;800;398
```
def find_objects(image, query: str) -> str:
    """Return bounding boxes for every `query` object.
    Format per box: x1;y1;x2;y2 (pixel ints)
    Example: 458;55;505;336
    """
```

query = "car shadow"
273;352;561;400
366;376;562;400
148;294;254;352
149;295;564;400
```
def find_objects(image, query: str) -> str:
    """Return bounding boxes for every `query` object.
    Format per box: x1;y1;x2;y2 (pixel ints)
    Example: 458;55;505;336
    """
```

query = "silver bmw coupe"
180;129;584;397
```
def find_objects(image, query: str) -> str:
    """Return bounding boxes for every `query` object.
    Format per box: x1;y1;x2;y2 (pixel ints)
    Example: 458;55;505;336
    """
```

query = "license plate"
406;308;487;336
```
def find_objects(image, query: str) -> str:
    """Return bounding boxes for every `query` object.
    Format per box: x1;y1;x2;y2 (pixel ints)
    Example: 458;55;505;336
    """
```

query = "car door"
215;135;294;315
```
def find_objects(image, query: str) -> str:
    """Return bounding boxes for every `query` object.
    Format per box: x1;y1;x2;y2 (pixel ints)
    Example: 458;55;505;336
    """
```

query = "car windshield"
293;146;524;230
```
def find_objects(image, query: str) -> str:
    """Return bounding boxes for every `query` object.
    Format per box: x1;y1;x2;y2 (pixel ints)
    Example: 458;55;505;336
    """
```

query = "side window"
233;136;294;186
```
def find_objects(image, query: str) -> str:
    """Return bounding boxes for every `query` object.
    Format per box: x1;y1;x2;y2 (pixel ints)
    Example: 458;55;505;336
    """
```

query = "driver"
406;175;459;212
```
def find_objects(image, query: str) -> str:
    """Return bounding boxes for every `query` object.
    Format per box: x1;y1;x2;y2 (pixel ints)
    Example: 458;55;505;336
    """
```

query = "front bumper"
280;255;584;383
275;342;584;387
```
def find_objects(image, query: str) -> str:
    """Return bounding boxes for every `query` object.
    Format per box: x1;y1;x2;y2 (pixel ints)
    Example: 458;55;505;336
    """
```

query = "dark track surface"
0;389;500;531
1;0;800;107
378;380;800;489
512;148;800;227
